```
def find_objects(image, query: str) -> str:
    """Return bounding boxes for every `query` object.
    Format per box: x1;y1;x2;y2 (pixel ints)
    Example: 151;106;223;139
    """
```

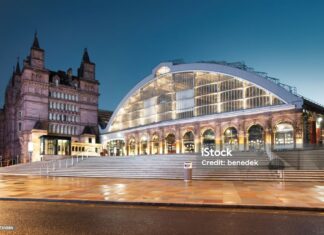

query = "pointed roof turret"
15;57;21;74
32;31;40;49
82;48;91;63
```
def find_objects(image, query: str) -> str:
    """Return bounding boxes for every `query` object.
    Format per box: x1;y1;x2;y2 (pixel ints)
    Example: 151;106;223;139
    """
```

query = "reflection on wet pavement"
0;175;324;208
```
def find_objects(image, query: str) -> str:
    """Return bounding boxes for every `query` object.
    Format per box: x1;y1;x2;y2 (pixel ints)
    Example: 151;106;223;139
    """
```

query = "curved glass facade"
110;71;284;132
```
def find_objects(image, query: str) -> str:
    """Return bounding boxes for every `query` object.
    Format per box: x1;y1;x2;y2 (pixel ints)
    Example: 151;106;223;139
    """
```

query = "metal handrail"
39;153;90;175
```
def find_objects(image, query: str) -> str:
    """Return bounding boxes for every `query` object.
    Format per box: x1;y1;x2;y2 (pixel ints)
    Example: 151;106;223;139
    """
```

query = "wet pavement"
0;175;324;209
0;201;324;235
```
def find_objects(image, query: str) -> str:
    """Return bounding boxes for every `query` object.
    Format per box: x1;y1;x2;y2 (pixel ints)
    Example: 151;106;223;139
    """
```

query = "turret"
78;48;95;80
28;32;45;69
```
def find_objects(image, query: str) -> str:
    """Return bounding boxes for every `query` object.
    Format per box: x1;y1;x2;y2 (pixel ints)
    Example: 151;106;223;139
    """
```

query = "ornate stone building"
0;34;105;163
100;62;324;156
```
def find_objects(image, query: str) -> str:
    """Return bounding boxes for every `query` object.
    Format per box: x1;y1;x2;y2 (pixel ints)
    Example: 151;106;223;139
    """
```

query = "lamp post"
28;141;34;163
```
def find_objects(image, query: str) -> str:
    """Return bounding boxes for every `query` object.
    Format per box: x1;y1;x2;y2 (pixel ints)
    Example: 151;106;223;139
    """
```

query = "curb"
1;197;324;212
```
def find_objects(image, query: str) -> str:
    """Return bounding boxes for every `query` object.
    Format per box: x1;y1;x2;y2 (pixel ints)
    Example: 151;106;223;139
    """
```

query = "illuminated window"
110;72;285;132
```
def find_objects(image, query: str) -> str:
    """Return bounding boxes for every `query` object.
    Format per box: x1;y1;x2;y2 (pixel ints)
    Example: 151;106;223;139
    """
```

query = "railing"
264;144;287;181
39;153;90;175
265;144;274;161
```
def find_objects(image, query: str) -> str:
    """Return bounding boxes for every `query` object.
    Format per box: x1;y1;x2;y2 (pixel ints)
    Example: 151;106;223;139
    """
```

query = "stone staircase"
275;149;324;170
1;151;324;181
0;161;46;175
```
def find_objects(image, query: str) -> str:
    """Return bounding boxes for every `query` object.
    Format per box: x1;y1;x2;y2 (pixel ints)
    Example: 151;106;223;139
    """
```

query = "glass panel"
275;123;294;149
248;125;264;151
224;127;238;150
108;140;125;156
110;71;286;132
151;135;159;155
166;134;176;154
202;129;215;150
183;131;195;153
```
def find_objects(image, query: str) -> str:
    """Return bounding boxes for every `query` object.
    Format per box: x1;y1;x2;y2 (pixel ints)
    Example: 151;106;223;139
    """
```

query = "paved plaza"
0;175;324;209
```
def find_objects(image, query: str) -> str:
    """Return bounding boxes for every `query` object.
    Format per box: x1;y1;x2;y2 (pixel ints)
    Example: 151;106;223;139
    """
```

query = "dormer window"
53;75;60;86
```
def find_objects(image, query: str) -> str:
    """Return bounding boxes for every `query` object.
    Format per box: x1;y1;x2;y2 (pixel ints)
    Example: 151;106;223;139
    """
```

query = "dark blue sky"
1;0;324;110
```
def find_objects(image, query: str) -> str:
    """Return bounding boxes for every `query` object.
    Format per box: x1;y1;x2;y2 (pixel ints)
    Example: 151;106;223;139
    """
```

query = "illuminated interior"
110;71;284;132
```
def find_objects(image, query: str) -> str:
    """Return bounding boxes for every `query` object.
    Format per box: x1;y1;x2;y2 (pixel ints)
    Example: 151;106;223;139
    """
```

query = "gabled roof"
82;126;97;135
303;98;324;113
98;109;113;129
33;120;48;130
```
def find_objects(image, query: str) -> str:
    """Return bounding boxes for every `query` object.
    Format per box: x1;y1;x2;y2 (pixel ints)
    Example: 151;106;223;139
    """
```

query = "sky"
0;0;324;110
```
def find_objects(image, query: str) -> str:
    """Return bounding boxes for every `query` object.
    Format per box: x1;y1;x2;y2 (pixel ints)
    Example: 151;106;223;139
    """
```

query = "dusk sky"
1;0;324;110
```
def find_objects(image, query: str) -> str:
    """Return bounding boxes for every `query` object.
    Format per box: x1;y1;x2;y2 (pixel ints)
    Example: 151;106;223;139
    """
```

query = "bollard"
184;162;193;181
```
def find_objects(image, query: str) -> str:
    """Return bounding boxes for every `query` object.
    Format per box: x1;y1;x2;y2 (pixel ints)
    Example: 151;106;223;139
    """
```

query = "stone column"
215;125;222;150
265;128;272;149
238;130;245;151
176;128;181;154
160;129;164;155
194;124;201;153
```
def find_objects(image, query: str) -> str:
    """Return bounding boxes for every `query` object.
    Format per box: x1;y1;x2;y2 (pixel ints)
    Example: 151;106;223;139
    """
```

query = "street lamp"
318;117;323;125
317;117;323;145
28;141;34;163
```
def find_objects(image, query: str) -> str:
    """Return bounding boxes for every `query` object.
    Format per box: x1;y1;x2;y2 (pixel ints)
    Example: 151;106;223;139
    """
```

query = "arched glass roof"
105;62;303;133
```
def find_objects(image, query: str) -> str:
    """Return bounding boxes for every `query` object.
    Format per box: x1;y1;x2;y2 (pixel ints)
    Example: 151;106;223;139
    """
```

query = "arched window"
274;123;294;149
202;129;215;150
248;125;264;151
108;140;125;156
183;131;195;153
140;136;148;155
128;138;136;156
151;135;159;154
224;127;238;150
165;133;176;154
